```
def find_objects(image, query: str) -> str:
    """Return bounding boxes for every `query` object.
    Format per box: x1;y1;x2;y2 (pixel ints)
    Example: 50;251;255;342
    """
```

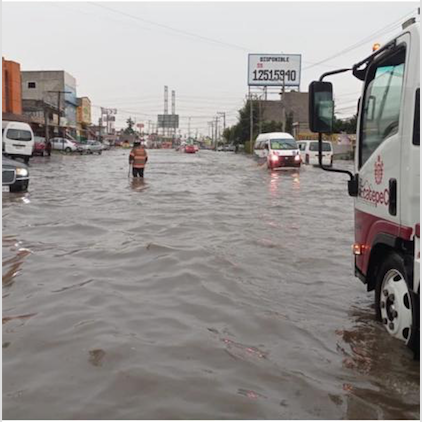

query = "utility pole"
48;90;71;137
98;117;102;141
44;106;49;141
164;85;168;137
249;92;253;153
171;90;176;140
208;121;214;147
215;115;219;151
217;112;226;143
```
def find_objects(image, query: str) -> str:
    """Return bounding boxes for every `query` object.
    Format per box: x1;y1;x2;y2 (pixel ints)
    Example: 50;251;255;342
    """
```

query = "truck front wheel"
375;252;418;354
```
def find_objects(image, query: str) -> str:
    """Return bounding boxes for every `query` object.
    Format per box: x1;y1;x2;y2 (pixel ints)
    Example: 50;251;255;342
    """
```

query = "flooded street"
3;150;419;419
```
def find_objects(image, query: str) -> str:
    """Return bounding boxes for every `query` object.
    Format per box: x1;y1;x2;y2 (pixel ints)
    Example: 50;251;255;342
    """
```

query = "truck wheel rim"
380;269;413;344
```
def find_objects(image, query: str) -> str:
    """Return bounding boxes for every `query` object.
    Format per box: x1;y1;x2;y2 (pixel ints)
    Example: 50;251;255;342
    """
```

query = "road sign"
157;114;179;129
248;54;301;87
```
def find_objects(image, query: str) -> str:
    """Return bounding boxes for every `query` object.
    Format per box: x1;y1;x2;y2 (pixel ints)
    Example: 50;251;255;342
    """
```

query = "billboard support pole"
249;87;253;153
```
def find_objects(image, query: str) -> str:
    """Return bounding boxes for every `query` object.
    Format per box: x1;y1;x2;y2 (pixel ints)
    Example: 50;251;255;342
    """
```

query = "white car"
85;140;104;154
50;137;83;153
298;140;333;167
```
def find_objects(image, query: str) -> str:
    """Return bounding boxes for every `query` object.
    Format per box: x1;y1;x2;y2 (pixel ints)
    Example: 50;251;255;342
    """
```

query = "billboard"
248;54;301;87
101;107;117;115
157;114;179;128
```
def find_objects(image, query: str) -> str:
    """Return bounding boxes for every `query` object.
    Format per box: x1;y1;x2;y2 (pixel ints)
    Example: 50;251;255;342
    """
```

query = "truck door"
355;35;409;275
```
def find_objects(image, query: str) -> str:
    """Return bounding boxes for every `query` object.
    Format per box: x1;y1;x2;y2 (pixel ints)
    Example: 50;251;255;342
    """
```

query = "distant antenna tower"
171;90;175;115
164;85;169;115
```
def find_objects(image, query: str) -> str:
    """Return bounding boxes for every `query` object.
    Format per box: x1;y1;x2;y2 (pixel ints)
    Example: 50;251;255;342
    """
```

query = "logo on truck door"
359;155;389;208
374;155;384;185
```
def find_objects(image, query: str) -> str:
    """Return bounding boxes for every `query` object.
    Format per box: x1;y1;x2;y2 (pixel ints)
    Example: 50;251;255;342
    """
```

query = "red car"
33;136;46;156
185;144;196;154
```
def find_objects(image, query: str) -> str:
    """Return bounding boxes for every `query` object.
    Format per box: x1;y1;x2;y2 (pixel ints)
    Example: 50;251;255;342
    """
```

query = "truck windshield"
309;142;332;152
6;129;32;142
270;139;297;150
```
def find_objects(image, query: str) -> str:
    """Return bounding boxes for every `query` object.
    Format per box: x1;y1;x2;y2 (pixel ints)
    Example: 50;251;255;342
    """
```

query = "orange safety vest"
129;147;148;168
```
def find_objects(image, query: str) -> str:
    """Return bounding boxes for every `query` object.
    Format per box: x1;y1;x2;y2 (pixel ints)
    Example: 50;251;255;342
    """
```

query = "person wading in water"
129;140;148;178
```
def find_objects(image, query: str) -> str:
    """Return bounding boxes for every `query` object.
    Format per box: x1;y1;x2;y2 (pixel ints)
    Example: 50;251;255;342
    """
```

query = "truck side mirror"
348;174;359;197
309;81;334;133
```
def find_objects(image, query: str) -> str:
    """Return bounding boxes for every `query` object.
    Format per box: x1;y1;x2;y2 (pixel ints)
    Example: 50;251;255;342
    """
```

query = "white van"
254;132;301;169
2;121;35;163
297;140;333;167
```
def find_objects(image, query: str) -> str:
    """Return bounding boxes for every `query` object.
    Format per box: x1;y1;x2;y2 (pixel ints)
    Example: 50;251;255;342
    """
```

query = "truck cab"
308;17;420;354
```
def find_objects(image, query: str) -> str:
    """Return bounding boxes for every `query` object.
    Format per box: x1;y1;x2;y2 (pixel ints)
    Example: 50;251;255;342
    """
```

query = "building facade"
77;97;92;126
2;57;22;116
21;70;78;135
76;96;92;140
260;92;309;136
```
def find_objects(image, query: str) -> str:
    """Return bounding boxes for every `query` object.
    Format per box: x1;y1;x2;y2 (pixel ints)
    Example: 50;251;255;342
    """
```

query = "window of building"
28;82;36;89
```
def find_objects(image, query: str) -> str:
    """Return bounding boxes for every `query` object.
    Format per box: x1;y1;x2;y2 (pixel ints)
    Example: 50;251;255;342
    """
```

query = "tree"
262;120;283;133
333;113;357;134
124;117;135;135
285;111;294;135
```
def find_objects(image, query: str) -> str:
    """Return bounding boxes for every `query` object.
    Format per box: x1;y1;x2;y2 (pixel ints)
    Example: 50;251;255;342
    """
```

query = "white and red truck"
308;16;420;354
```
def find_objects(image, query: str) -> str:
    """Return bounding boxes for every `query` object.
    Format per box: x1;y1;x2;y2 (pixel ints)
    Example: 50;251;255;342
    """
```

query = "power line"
89;2;252;52
303;8;417;71
86;2;343;69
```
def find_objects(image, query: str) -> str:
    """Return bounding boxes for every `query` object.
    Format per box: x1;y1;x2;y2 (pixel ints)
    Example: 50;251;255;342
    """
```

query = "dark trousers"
132;167;144;178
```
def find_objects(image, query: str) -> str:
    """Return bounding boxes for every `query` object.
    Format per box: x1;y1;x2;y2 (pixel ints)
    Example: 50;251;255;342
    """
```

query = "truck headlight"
16;168;29;177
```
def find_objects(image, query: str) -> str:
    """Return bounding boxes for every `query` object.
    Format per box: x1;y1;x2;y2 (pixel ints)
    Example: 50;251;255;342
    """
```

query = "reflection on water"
2;234;32;288
2;191;31;205
2;150;419;419
335;304;420;419
130;178;148;192
268;169;301;197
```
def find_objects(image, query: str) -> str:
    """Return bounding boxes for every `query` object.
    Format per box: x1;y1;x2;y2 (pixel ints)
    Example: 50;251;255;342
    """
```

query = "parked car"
298;140;334;167
33;136;46;156
2;154;30;192
50;137;83;153
185;144;196;154
85;140;104;154
2;121;34;164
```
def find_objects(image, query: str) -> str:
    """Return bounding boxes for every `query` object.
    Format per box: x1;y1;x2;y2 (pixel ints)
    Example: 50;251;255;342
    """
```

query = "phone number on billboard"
252;69;297;82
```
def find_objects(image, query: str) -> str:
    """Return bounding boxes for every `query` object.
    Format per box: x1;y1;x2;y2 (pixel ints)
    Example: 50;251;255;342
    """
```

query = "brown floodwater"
2;149;419;419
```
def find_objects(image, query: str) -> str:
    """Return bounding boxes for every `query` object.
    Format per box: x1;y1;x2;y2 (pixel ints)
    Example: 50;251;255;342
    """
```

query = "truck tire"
65;147;72;153
375;252;419;354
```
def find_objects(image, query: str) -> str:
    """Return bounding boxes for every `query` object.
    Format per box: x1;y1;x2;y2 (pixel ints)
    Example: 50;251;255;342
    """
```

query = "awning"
2;112;32;123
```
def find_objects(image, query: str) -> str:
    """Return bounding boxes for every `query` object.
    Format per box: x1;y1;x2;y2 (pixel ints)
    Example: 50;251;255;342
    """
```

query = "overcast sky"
2;1;418;134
